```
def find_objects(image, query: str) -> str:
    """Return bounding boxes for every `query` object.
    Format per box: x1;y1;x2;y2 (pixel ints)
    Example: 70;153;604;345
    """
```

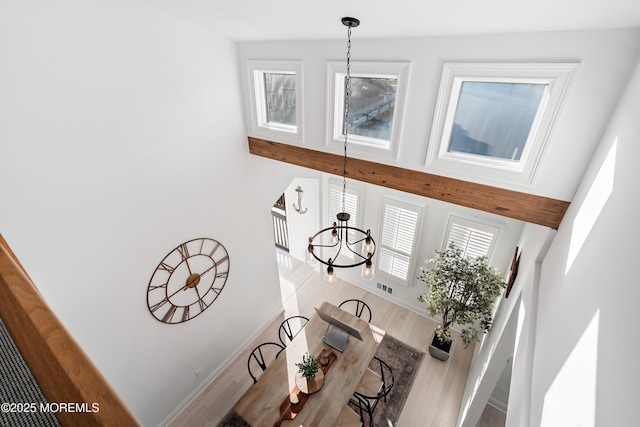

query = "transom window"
449;81;547;161
344;76;397;142
246;60;304;144
327;61;410;160
427;63;579;185
264;73;296;126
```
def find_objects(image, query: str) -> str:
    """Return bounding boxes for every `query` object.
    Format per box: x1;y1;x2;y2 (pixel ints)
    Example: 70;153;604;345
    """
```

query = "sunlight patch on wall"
514;298;526;355
566;139;617;275
541;310;599;427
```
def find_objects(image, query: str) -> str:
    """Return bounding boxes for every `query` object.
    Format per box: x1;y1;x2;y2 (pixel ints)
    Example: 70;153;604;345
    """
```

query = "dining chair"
247;342;285;383
351;356;395;427
339;299;372;323
278;315;309;347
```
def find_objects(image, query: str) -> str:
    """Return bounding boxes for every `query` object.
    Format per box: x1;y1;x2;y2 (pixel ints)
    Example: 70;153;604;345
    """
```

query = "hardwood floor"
169;249;475;427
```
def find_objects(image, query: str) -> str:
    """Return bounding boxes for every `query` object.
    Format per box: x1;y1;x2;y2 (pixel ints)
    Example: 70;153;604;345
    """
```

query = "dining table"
234;300;385;426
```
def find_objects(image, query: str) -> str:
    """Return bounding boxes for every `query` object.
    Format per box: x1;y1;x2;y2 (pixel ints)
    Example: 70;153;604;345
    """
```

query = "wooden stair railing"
0;234;140;426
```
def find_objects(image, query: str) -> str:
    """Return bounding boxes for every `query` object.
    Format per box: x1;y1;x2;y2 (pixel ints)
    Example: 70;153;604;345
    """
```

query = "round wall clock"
147;238;230;324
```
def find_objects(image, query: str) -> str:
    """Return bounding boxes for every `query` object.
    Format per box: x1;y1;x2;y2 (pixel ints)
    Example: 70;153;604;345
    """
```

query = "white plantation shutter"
328;183;360;260
379;201;421;281
444;216;499;260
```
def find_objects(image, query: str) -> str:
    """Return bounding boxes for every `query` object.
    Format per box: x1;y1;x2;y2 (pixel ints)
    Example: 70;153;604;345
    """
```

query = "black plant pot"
428;333;453;361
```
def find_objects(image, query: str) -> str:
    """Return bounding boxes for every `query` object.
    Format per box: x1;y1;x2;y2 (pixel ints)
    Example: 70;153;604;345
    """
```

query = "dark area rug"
219;334;424;426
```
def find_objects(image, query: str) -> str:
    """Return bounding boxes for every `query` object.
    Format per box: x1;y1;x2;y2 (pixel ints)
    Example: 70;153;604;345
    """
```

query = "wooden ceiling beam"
248;137;569;229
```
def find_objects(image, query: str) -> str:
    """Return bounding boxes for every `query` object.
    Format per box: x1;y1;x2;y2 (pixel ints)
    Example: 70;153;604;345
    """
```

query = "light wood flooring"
169;249;475;427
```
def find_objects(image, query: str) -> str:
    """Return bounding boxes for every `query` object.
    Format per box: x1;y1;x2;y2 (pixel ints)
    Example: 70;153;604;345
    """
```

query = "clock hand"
199;255;228;277
167;283;190;299
199;264;216;277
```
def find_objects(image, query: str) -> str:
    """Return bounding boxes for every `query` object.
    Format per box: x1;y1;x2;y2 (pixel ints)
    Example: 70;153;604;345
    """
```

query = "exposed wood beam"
248;137;569;229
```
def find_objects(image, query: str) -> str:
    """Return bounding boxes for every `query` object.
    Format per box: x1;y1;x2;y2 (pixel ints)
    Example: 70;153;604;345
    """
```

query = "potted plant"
295;353;324;394
418;243;506;361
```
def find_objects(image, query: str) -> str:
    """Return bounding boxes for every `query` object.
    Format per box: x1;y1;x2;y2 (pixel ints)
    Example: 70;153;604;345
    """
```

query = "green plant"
418;243;506;349
295;353;319;379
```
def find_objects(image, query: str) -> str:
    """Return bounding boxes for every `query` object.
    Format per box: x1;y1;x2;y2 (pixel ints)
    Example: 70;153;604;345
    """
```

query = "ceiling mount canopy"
341;17;360;28
306;17;376;286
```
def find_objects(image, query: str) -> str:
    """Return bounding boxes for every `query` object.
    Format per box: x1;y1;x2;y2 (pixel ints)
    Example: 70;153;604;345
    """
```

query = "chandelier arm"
308;224;376;268
342;243;369;261
329;257;370;269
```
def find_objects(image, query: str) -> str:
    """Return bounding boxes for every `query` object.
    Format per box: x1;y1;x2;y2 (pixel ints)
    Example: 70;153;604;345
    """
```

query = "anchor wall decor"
292;186;307;214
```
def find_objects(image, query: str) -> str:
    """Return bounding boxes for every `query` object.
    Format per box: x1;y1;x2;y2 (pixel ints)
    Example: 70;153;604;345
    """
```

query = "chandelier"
305;17;376;286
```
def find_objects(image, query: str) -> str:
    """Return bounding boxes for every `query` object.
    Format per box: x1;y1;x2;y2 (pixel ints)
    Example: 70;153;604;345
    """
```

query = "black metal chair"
278;315;309;347
351;356;395;427
339;299;372;323
247;342;285;383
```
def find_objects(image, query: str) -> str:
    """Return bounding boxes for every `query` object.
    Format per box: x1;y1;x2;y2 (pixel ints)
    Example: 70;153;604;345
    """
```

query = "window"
377;199;422;283
449;82;546;160
327;61;410;160
327;181;361;261
264;73;296;126
443;216;500;260
246;60;304;144
427;63;579;185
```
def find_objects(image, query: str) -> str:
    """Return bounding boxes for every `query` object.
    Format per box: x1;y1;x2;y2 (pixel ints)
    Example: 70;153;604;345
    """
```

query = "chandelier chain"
342;25;352;215
304;18;375;280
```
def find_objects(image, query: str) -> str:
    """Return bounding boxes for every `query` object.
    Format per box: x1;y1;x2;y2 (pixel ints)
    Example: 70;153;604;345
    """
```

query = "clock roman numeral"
158;262;175;274
162;305;178;323
149;283;168;291
214;255;229;266
182;306;190;322
208;242;221;257
198;298;208;312
150;297;169;313
215;271;228;279
177;243;190;261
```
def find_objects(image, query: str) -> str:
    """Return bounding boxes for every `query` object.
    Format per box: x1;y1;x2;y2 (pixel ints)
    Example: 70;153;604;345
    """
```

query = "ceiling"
144;0;640;41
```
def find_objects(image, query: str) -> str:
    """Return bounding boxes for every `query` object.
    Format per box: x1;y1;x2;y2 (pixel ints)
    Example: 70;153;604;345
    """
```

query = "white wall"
0;1;300;425
283;177;321;263
457;223;555;426
459;55;640;427
529;56;640;427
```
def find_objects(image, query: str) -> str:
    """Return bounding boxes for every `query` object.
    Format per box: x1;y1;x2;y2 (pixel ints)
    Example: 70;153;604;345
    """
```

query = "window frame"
376;198;423;285
326;61;410;161
426;63;579;185
246;60;304;144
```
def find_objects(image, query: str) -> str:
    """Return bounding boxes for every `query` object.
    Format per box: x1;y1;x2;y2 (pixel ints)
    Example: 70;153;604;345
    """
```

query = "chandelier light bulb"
306;239;317;265
330;223;339;245
324;261;337;287
361;254;374;281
